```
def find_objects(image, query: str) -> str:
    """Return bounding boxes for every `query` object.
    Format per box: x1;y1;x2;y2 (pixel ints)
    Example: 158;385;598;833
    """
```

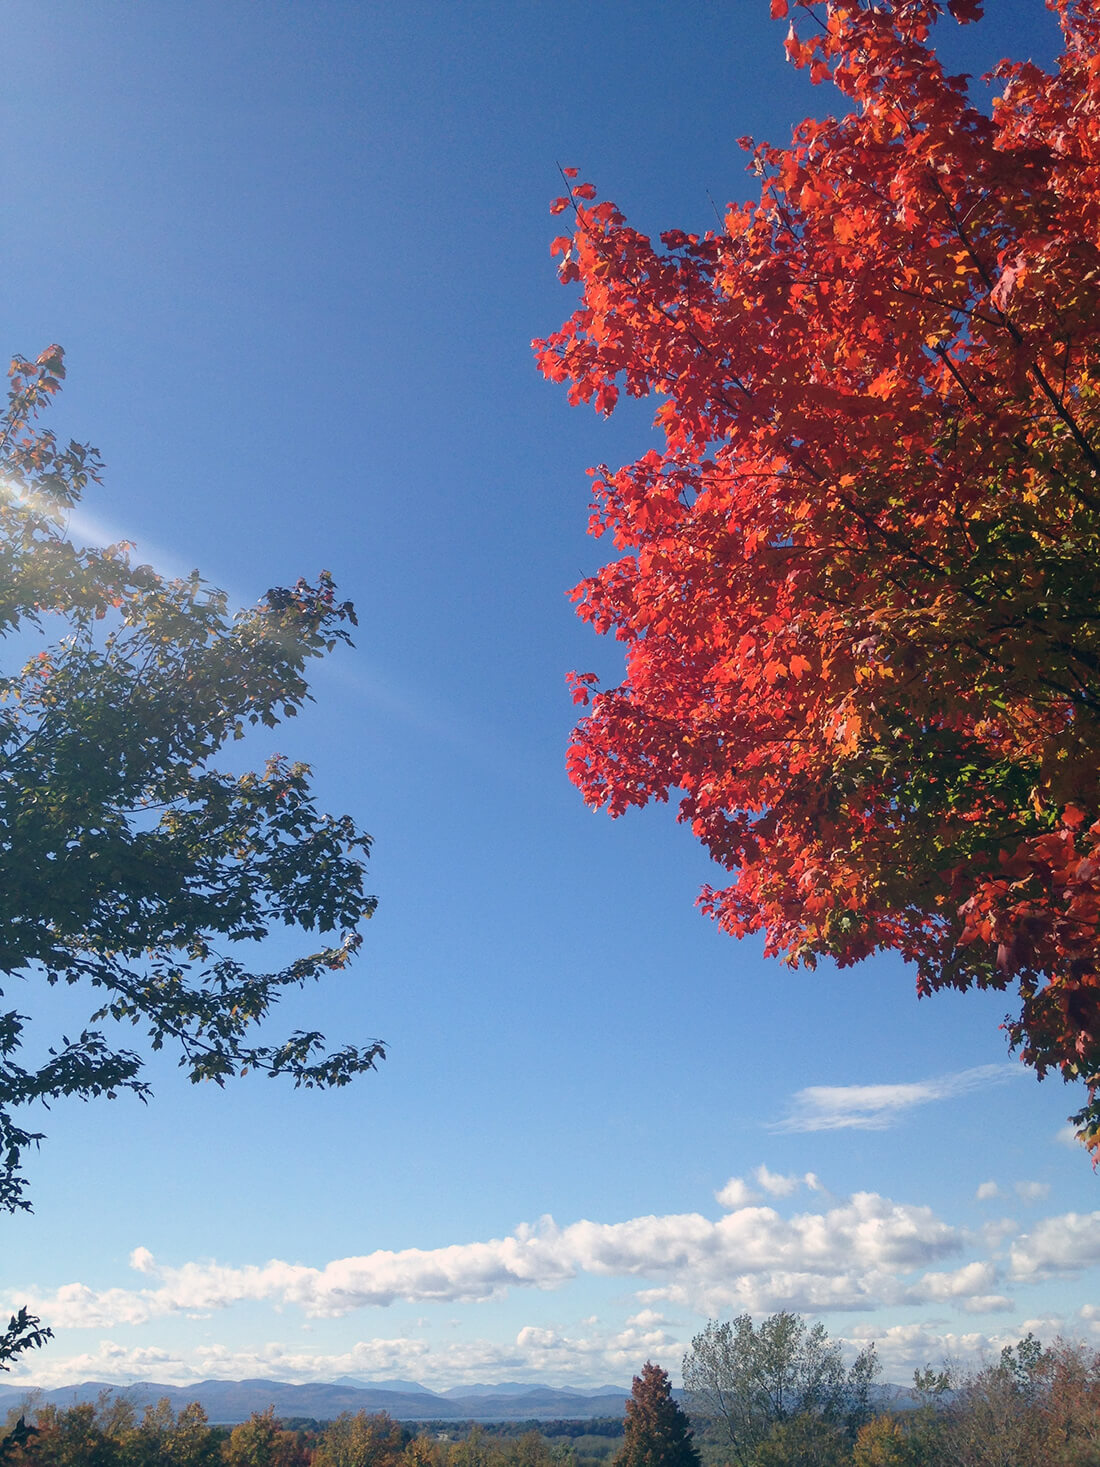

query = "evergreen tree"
617;1363;700;1467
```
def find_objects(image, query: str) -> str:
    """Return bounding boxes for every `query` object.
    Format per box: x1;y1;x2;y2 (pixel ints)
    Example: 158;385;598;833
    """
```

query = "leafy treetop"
535;0;1100;1149
0;346;383;1212
616;1362;700;1467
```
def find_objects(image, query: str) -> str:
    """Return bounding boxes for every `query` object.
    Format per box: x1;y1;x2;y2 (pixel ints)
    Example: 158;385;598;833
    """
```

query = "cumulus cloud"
910;1260;997;1302
979;1216;1019;1249
774;1065;1017;1132
1010;1212;1100;1279
626;1309;669;1329
715;1177;759;1209
12;1189;971;1331
958;1296;1016;1315
906;1262;1013;1315
846;1321;1011;1379
754;1166;804;1197
717;1169;820;1207
7;1183;1096;1396
976;1182;1002;1201
15;1178;1092;1368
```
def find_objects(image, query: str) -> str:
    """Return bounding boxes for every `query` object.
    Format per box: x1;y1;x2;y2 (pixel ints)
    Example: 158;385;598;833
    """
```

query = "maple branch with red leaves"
536;0;1100;1154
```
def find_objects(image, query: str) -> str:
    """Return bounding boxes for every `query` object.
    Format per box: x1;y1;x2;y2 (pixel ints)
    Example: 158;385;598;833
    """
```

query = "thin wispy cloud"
1015;1181;1051;1202
773;1064;1018;1133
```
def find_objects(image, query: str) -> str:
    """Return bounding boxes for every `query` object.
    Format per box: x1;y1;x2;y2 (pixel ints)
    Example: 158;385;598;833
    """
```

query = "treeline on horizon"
0;1403;618;1467
4;1329;1100;1467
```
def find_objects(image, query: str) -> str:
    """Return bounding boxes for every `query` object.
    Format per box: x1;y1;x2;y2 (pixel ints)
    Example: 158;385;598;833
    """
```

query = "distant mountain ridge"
0;1377;634;1425
441;1383;626;1399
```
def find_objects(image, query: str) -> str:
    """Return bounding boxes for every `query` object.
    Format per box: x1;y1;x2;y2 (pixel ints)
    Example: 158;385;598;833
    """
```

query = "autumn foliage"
535;1;1100;1145
616;1363;700;1467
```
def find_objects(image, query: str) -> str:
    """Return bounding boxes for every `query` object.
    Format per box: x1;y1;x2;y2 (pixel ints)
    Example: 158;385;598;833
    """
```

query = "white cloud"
959;1296;1015;1315
754;1165;801;1197
1011;1212;1100;1279
1015;1181;1051;1202
12;1308;1055;1397
4;1323;680;1395
774;1065;1017;1132
979;1216;1019;1248
13;1180;1093;1374
976;1182;1002;1201
845;1322;1009;1379
910;1260;998;1302
715;1177;759;1209
626;1309;669;1329
906;1262;1014;1316
717;1167;820;1206
6;1184;1095;1395
11;1190;967;1331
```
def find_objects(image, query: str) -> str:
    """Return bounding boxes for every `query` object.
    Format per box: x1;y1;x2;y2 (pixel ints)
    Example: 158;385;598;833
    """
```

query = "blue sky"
4;0;1099;1393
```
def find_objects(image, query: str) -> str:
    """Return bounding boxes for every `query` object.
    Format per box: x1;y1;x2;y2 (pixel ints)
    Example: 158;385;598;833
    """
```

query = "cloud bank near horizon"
7;1304;1100;1396
12;1188;964;1330
10;1174;1095;1348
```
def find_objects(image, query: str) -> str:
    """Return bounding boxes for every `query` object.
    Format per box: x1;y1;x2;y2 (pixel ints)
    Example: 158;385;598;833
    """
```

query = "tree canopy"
0;346;383;1211
683;1313;876;1467
535;0;1100;1148
616;1362;700;1467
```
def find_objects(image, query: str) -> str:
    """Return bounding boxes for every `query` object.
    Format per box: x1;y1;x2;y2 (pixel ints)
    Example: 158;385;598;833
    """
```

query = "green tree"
16;1401;118;1467
754;1413;850;1467
0;1312;53;1463
0;345;384;1213
449;1426;497;1467
222;1409;304;1467
312;1411;408;1467
683;1314;877;1467
852;1415;920;1467
402;1436;444;1467
166;1402;222;1467
616;1362;699;1467
502;1432;555;1467
940;1334;1100;1467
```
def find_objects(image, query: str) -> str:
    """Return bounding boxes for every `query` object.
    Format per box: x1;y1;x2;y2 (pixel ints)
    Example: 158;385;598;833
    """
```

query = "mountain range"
0;1377;635;1425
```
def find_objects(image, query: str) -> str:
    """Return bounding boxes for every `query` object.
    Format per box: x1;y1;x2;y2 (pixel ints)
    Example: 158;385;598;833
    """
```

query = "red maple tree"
535;0;1100;1148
